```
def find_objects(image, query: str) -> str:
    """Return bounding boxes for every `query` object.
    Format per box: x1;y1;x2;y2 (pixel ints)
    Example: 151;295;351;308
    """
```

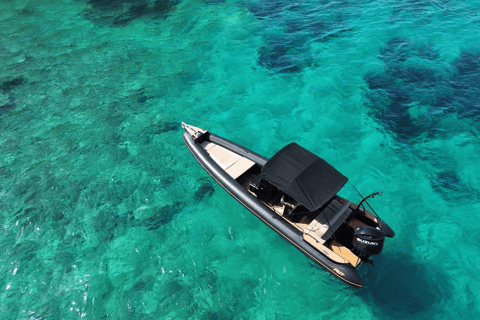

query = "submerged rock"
194;182;215;201
0;76;26;114
250;0;352;74
143;201;184;230
430;171;480;202
13;240;39;262
248;0;289;20
0;102;15;114
450;51;480;120
363;38;480;142
0;76;26;93
141;120;178;144
84;0;179;26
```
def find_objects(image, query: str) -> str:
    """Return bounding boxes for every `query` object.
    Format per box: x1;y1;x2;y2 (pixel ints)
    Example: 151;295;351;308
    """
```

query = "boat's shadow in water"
354;251;452;318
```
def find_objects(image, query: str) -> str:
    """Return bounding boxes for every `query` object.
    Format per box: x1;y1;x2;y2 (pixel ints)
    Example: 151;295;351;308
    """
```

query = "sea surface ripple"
1;0;480;318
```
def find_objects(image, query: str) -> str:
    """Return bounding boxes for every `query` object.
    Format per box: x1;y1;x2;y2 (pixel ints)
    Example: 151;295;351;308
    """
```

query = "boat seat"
201;142;255;179
347;219;365;229
226;157;255;180
304;199;352;244
281;195;300;216
330;240;361;267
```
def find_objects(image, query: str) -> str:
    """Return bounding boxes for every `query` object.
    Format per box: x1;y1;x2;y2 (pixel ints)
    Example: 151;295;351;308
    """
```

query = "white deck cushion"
202;142;255;179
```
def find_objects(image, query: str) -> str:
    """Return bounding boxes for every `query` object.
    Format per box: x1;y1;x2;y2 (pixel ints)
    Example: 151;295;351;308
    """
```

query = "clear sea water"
1;0;480;318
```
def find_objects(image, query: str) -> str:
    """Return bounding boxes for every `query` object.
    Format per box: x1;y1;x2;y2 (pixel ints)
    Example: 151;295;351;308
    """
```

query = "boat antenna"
357;192;381;212
349;182;383;230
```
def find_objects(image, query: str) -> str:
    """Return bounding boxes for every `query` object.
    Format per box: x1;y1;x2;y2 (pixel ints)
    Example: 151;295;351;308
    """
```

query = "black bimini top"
261;143;348;211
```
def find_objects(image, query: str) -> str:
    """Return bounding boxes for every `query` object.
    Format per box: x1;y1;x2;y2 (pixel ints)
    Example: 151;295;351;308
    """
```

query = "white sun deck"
201;142;255;179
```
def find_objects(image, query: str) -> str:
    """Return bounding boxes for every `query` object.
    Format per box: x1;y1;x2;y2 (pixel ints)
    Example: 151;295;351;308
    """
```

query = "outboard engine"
353;226;385;256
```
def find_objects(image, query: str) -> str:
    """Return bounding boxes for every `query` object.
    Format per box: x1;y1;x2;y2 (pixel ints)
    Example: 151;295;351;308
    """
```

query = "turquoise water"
1;0;480;318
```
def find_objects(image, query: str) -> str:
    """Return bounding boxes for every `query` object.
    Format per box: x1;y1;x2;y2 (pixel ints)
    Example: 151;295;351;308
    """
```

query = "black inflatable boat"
182;123;394;288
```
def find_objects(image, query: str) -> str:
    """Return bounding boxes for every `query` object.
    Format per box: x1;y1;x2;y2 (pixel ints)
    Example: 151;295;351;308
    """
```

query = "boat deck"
195;135;366;268
254;185;363;267
201;141;255;179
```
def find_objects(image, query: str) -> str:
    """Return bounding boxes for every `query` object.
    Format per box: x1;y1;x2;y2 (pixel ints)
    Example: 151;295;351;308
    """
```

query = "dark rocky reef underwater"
364;38;480;143
83;0;226;27
0;76;27;114
83;0;180;27
364;38;480;201
141;178;215;231
249;0;353;74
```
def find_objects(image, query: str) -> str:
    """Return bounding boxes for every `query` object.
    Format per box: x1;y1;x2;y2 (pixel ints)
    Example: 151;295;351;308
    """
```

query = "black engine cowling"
353;226;385;256
249;176;275;202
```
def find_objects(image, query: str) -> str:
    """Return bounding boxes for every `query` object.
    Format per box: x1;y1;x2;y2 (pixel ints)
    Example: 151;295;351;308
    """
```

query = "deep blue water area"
1;0;480;318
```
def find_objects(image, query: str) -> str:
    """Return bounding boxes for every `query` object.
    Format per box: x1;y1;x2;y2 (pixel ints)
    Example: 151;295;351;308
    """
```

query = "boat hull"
183;131;365;288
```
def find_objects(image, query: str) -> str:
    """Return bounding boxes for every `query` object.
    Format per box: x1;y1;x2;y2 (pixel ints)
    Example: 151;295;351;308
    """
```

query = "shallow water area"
1;0;480;318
